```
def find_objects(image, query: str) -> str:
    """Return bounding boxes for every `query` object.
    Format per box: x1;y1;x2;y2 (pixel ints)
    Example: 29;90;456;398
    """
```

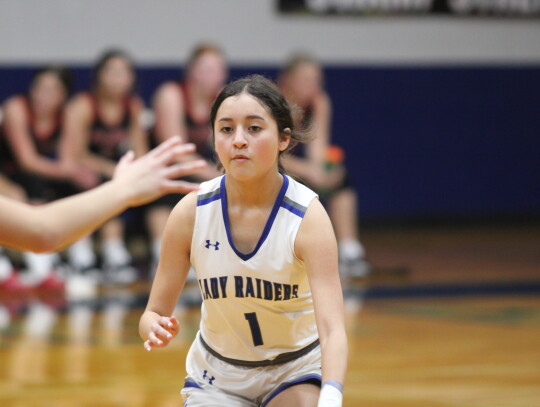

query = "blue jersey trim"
197;188;221;206
281;200;306;218
183;379;203;390
261;374;322;407
220;174;289;262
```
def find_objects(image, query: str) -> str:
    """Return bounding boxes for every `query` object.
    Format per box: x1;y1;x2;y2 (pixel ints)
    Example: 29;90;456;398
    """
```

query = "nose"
232;128;248;149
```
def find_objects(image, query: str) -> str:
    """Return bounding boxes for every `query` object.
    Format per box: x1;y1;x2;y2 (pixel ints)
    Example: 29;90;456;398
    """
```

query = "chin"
227;168;254;181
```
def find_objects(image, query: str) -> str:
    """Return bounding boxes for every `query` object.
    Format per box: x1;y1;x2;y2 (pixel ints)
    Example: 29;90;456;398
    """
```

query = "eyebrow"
217;115;266;122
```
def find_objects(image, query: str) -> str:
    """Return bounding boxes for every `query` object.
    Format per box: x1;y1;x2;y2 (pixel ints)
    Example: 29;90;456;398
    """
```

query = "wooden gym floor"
1;225;539;407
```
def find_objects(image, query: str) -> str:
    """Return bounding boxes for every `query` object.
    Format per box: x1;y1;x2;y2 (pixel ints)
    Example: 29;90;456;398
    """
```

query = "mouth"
232;154;249;161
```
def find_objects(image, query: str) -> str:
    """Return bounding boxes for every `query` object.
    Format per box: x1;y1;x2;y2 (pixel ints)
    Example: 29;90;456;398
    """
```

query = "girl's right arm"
139;192;197;350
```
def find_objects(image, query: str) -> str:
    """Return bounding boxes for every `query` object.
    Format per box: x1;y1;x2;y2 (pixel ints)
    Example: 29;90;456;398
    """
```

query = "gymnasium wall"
1;0;539;222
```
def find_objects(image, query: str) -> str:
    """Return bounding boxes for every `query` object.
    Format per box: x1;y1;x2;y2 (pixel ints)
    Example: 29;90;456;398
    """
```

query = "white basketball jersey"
190;174;319;362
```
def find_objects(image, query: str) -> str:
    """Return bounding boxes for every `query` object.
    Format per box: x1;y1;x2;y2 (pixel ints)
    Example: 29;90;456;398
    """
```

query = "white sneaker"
103;264;138;285
66;273;98;302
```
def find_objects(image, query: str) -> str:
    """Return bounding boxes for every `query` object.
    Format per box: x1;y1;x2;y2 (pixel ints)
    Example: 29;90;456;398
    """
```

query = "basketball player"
62;49;147;283
145;43;227;270
0;136;204;253
140;76;347;407
279;54;370;279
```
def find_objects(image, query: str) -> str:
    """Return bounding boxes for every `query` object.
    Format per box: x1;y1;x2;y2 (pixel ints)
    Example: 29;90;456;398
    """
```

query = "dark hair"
92;48;136;90
278;53;325;93
210;74;311;172
185;43;225;73
281;53;320;77
31;66;73;95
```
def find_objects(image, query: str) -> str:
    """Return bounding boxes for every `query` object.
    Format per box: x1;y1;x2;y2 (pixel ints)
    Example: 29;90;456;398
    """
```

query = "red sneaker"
0;272;30;294
34;273;65;292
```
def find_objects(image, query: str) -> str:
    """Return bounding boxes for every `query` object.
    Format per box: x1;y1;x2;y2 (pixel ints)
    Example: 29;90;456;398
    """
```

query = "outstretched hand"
144;316;180;351
113;136;207;207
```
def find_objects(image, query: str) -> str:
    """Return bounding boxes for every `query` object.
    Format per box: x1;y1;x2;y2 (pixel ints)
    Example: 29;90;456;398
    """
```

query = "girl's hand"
143;315;179;351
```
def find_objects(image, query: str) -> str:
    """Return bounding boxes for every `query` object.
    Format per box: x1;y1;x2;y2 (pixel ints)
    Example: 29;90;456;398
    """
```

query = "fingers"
164;160;207;180
144;328;170;350
144;316;179;351
158;317;174;339
151;137;197;163
157;143;197;165
148;136;183;159
119;150;135;165
169;316;179;329
147;331;166;348
114;150;135;178
158;316;180;335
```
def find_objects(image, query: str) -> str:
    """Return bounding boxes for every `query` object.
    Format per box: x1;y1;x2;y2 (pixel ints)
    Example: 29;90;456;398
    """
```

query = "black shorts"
302;171;354;206
10;171;79;202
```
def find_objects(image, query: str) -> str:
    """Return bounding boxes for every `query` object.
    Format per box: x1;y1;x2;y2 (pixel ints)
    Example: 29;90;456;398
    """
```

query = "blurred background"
0;1;539;406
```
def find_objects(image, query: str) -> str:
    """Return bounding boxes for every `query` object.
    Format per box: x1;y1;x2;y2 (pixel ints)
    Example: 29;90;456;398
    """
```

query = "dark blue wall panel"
1;65;539;221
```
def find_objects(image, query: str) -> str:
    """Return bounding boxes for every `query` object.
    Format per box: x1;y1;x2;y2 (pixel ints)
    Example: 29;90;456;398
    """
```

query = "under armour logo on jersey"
202;370;215;385
205;240;220;250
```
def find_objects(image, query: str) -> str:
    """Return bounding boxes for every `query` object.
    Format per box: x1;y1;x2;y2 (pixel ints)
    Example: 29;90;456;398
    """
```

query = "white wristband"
317;382;343;407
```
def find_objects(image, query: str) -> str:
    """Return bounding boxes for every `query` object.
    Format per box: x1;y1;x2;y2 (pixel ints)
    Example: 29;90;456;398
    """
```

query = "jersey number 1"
244;312;264;346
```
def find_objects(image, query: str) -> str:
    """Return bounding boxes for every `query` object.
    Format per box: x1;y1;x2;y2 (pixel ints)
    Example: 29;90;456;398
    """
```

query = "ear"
279;128;291;152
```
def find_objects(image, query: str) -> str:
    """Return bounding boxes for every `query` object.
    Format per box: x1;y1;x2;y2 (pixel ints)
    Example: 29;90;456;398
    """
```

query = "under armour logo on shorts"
202;370;215;385
205;240;220;250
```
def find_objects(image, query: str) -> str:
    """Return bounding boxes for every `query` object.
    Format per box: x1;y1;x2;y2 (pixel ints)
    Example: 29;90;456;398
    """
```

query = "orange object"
326;145;344;164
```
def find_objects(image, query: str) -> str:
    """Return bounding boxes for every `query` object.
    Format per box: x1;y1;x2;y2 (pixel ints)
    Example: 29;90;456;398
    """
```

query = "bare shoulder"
295;197;336;260
3;96;27;119
153;81;182;107
165;191;198;239
65;92;93;119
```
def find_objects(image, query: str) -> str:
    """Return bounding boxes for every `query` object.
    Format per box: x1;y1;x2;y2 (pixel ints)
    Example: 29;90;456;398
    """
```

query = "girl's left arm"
296;198;348;388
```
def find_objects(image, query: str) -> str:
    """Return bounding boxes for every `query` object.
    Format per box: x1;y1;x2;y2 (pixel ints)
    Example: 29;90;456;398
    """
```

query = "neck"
225;170;283;208
96;88;124;104
31;104;56;121
283;88;309;109
187;80;212;105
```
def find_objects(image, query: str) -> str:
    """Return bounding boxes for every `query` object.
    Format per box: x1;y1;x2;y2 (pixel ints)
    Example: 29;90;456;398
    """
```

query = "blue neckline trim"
220;174;289;261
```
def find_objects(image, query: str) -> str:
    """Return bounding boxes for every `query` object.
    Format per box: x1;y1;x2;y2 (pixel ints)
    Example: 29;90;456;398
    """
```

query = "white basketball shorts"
181;332;322;407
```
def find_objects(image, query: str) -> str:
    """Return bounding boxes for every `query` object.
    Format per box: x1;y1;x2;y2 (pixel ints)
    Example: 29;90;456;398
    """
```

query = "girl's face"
286;62;322;105
214;93;290;181
30;72;67;115
190;52;227;96
98;56;134;97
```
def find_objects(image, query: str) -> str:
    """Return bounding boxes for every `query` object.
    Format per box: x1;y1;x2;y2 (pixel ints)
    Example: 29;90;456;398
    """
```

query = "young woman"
140;76;347;407
279;54;369;278
0;67;93;290
62;49;147;283
145;43;227;269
